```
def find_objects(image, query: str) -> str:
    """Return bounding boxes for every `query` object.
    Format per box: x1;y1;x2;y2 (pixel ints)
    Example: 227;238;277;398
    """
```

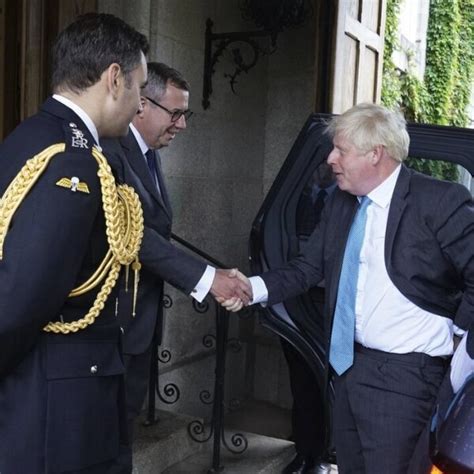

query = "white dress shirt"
129;124;161;192
250;165;456;356
357;165;454;356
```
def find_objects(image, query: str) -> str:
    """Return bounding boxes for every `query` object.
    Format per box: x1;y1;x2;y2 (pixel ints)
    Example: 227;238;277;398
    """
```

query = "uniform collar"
52;94;100;146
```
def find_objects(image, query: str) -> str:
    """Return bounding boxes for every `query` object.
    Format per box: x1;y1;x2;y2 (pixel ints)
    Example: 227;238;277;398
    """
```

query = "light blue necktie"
329;196;371;375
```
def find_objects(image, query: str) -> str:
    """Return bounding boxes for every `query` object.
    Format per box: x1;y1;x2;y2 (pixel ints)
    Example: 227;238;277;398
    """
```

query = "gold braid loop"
0;143;144;334
44;261;122;334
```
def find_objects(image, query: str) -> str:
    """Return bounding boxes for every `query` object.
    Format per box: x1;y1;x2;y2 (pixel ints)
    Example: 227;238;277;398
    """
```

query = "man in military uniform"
0;13;148;473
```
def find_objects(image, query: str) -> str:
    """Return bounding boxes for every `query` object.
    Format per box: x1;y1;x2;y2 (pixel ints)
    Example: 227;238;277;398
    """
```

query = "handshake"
210;268;252;312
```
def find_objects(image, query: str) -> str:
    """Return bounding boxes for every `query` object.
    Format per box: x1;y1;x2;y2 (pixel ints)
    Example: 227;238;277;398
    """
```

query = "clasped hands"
210;268;252;312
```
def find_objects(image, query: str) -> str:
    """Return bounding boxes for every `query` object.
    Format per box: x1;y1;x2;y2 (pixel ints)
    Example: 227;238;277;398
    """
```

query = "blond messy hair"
326;103;410;163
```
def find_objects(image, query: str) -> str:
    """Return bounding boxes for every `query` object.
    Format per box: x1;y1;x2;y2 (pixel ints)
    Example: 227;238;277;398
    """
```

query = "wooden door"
0;0;96;140
329;0;387;113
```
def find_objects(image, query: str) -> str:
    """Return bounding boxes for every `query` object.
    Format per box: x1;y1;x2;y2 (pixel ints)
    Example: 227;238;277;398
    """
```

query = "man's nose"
327;149;337;164
175;114;187;130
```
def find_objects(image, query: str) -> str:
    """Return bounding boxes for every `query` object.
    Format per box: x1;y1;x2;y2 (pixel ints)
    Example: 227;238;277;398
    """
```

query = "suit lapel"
154;151;173;218
385;165;410;265
120;132;171;219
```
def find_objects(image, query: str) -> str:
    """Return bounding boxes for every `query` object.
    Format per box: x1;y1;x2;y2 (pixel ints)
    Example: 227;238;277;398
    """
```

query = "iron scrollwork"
222;432;248;455
158;381;180;405
158;348;171;363
193;298;210;314
202;18;275;109
163;293;173;309
188;303;248;470
203;334;216;349
200;389;214;405
188;419;213;443
202;1;311;109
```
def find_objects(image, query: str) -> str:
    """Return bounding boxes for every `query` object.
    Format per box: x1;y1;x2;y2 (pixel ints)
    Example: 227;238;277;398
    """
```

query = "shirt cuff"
249;276;268;305
190;265;215;303
450;331;474;393
453;324;466;337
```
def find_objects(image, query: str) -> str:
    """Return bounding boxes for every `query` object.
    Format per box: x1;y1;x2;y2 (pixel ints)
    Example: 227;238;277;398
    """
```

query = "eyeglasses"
145;96;193;122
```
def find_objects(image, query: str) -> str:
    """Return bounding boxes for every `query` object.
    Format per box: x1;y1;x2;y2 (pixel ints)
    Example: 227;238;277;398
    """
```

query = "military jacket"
0;98;127;473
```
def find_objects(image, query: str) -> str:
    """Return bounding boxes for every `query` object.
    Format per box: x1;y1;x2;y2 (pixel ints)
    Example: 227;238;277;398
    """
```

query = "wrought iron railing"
143;232;249;472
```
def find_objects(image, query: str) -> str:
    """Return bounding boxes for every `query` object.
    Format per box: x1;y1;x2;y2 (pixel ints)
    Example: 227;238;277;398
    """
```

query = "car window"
406;158;473;194
295;161;336;240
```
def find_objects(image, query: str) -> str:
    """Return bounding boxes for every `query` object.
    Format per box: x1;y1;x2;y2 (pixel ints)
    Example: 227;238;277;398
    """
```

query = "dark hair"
51;13;149;93
143;62;190;100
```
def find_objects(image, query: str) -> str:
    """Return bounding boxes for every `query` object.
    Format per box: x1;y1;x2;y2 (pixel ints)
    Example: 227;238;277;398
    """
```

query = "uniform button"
90;365;98;374
120;326;124;334
192;289;197;293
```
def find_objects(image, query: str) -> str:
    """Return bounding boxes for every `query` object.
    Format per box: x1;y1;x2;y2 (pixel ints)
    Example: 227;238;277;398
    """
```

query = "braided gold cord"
44;261;121;334
69;249;114;297
0;144;66;258
67;184;143;297
0;143;144;334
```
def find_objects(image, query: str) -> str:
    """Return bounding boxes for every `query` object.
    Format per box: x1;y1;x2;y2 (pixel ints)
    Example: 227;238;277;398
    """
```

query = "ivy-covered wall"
381;0;474;180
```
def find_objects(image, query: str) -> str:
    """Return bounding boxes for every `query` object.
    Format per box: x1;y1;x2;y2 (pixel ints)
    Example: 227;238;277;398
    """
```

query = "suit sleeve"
435;184;474;357
103;139;209;296
261;202;327;306
0;151;101;375
139;225;208;294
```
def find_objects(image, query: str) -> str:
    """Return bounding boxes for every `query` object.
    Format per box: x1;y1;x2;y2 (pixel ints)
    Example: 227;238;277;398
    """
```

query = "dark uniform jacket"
103;131;206;355
262;165;474;358
0;98;127;473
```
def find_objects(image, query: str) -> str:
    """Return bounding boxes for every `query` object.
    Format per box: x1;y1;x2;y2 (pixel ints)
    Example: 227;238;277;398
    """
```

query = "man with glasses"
103;62;251;469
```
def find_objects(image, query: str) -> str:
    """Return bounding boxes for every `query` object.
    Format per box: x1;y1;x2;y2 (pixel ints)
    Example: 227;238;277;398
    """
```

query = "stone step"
132;410;203;473
162;431;296;473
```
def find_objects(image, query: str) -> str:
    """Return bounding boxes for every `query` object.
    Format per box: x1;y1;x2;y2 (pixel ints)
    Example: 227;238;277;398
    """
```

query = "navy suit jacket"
103;131;207;355
0;98;127;473
262;165;474;357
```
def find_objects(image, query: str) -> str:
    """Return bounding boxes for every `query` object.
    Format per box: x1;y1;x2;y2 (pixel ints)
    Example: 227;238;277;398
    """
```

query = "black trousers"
333;344;447;474
281;339;325;460
113;348;153;472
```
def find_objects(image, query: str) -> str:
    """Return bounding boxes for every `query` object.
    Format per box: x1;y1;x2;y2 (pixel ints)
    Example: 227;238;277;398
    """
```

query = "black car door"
248;113;474;454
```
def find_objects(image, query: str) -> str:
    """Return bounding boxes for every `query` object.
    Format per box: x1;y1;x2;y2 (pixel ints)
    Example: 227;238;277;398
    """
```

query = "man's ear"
136;96;147;117
371;145;384;165
105;63;122;99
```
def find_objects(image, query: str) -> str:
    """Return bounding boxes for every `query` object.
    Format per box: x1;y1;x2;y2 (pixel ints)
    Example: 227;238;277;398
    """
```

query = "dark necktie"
145;149;157;184
329;196;371;375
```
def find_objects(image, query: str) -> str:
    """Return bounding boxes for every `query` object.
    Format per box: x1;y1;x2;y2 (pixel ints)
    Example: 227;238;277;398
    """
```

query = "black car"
248;113;474;468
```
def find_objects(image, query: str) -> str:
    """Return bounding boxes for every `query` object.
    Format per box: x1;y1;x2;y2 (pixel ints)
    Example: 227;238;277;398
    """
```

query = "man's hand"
210;268;252;308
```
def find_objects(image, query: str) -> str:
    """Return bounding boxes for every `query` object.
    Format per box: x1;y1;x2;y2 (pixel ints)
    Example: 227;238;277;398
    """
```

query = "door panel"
0;0;97;139
330;0;386;113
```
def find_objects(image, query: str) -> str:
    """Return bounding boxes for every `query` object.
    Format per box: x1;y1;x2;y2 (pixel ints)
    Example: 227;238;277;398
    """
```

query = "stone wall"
98;0;317;419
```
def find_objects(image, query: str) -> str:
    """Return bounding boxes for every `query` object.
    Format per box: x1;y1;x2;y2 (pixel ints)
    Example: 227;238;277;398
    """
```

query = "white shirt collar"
129;123;149;156
366;164;402;208
52;94;100;146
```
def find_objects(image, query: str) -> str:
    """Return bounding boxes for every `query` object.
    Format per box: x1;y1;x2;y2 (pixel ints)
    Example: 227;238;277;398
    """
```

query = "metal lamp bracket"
202;18;276;109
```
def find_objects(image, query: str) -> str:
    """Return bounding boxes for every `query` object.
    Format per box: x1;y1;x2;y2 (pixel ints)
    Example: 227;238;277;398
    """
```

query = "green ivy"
381;0;402;109
381;0;474;181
